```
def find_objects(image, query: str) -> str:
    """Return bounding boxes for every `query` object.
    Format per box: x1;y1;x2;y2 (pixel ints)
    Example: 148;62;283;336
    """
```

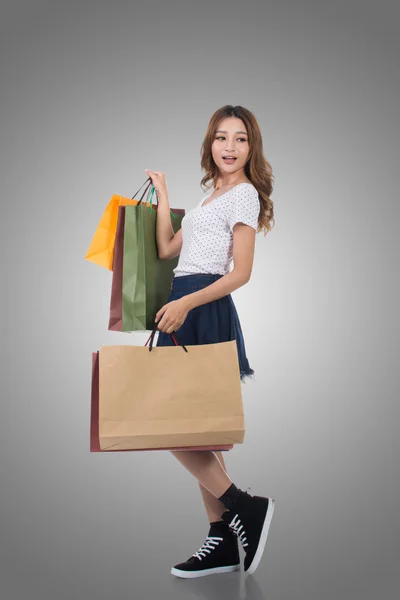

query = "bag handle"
132;177;178;220
145;321;188;353
132;178;153;205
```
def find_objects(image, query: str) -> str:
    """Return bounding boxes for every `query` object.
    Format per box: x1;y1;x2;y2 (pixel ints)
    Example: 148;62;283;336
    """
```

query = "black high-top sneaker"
221;487;275;575
170;521;240;579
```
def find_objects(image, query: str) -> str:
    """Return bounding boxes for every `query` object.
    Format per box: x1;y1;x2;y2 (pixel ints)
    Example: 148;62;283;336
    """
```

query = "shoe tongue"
208;520;231;536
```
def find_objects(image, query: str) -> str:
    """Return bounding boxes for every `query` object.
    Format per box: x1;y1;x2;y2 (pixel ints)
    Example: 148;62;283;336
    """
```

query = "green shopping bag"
121;185;185;332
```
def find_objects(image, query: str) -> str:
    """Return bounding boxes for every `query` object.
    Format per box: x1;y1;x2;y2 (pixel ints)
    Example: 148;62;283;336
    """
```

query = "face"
211;116;250;177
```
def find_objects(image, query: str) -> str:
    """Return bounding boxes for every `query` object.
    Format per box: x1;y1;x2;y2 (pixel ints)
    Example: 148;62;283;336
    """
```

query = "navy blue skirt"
156;273;255;383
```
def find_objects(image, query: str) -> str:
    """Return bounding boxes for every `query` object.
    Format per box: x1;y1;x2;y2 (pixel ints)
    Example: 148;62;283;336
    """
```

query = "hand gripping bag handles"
92;322;245;451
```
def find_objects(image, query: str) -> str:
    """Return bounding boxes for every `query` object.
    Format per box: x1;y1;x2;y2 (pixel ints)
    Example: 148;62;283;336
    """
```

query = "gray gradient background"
1;0;399;598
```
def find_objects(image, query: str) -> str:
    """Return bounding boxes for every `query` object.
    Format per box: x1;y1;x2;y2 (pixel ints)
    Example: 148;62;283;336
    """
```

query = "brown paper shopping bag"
90;351;235;452
96;325;245;451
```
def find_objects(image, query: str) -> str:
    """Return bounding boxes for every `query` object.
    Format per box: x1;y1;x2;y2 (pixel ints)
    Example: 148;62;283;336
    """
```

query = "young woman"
145;105;275;579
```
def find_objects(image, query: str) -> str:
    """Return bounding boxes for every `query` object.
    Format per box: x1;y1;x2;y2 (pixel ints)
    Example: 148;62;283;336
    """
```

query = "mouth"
222;157;237;164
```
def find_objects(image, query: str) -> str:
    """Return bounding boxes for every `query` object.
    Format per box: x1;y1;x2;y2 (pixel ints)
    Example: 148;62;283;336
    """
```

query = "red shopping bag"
108;205;125;331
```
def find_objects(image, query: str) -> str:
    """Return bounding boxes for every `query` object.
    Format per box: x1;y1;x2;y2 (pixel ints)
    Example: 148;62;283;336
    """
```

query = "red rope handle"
144;330;179;347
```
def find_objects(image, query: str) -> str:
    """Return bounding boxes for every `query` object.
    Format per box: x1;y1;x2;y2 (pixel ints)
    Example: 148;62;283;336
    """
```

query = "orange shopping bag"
85;178;153;271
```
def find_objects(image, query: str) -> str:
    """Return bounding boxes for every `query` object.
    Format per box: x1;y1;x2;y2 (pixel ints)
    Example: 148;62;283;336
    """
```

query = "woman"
146;105;275;578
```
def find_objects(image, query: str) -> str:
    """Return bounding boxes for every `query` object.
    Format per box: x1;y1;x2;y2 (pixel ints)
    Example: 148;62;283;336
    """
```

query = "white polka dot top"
173;182;260;277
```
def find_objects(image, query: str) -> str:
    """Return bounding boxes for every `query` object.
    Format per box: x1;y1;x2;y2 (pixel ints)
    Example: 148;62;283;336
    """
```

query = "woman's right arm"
163;229;182;260
156;191;183;260
144;170;182;260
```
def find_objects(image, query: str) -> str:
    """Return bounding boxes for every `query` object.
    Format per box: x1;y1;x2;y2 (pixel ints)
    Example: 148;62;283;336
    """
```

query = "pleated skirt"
156;273;255;383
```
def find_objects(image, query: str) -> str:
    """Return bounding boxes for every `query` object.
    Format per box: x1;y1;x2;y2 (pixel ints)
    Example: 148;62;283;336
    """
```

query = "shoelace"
229;515;249;548
192;536;223;561
227;486;252;549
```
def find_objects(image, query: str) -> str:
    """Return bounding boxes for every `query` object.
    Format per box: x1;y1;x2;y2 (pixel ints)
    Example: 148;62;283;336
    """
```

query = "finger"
158;317;169;331
167;322;181;334
155;306;167;322
157;317;165;327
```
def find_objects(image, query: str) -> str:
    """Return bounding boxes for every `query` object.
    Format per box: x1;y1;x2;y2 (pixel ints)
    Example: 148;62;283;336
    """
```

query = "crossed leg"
198;451;229;522
170;450;232;521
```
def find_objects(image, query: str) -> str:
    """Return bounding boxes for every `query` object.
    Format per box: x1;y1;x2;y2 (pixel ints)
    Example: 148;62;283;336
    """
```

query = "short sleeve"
226;184;260;232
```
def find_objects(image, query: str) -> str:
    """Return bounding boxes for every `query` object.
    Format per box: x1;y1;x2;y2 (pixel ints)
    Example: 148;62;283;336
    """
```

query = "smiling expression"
211;117;250;175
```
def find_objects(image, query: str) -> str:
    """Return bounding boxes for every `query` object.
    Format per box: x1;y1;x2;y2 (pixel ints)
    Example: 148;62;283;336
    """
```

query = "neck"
215;169;247;189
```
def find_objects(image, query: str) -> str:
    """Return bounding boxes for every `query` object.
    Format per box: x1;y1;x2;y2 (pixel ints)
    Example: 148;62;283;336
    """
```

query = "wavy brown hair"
200;105;275;236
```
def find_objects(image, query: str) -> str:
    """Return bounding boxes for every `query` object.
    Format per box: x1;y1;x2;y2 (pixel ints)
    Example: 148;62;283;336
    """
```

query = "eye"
215;136;247;142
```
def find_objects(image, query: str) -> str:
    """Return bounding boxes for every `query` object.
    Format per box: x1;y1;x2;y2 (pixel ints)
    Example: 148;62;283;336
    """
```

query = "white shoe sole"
171;563;240;578
246;498;275;575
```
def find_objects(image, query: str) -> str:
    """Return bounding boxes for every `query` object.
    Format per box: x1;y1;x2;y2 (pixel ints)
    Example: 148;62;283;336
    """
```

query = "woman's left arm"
183;223;256;310
155;224;256;332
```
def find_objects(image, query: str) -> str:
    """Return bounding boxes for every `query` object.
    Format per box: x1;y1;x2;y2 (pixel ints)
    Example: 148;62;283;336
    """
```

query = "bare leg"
198;451;229;522
170;449;233;500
